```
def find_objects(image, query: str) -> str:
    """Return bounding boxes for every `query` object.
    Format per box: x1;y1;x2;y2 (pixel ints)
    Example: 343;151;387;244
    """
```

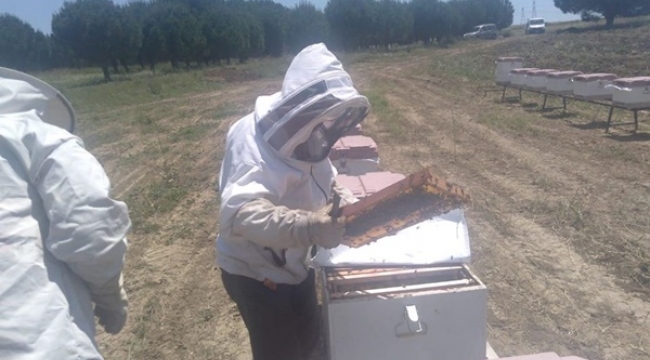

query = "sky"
0;0;579;34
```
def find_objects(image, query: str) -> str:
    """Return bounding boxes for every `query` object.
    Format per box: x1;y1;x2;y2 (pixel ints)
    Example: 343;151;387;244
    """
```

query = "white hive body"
321;265;488;360
545;71;583;95
509;68;538;88
609;77;650;109
572;73;618;100
495;57;524;85
525;69;557;90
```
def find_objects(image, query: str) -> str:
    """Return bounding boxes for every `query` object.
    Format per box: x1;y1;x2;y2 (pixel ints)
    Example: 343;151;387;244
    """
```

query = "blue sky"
1;0;579;34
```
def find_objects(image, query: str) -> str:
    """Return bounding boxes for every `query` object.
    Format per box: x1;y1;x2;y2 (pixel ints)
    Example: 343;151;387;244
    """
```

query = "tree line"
1;0;515;80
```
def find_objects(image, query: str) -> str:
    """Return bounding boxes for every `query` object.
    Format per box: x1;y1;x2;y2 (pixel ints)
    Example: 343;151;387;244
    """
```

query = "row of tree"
5;0;515;80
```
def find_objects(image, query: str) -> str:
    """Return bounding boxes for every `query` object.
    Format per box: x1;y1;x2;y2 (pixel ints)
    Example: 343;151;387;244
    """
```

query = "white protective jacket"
0;68;130;360
217;44;360;285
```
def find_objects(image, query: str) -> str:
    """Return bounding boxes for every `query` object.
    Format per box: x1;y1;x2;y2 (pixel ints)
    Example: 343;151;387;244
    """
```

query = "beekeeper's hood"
0;67;76;133
254;43;370;163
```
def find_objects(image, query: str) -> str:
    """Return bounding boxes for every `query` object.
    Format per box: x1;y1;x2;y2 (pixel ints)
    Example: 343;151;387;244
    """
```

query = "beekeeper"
0;67;130;360
217;43;369;360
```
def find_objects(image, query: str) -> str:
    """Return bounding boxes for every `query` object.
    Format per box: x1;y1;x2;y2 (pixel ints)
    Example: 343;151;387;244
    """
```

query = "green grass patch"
476;108;537;134
171;122;214;143
126;170;188;234
365;85;406;139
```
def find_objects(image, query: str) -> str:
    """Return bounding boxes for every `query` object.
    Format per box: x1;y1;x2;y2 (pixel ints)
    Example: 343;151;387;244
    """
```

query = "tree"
326;0;377;50
52;0;121;81
375;0;413;48
110;5;142;73
145;2;205;68
246;0;288;57
286;2;328;53
490;0;515;29
554;0;648;27
202;6;264;64
0;14;53;71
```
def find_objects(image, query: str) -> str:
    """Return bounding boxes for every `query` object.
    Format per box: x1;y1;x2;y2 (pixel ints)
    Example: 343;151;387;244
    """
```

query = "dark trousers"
221;269;320;360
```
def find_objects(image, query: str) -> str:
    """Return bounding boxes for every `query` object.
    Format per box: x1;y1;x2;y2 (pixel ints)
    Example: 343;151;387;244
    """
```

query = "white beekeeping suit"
0;67;131;360
217;43;368;285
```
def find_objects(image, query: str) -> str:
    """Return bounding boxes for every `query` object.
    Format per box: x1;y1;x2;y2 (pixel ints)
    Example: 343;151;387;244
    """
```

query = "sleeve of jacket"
332;181;359;207
31;135;131;295
231;198;312;249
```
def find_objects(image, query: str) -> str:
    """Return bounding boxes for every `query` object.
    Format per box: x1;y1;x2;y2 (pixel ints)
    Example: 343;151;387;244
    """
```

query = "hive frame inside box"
341;168;470;249
321;264;488;360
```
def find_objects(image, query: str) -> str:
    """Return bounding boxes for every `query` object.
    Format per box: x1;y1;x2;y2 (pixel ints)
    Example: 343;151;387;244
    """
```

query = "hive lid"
613;76;650;87
335;175;365;198
329;135;379;160
336;172;406;199
511;68;539;74
573;73;618;82
496;56;524;62
547;71;583;79
528;69;558;76
310;208;471;267
360;172;406;195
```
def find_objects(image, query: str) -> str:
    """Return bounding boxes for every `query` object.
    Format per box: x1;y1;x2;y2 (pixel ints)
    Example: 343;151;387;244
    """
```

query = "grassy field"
44;16;650;360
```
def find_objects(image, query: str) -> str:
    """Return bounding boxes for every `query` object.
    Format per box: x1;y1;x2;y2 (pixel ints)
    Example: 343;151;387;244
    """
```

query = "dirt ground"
90;40;650;360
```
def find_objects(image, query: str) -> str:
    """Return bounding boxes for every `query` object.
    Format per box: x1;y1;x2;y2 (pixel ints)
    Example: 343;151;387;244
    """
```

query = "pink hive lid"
358;172;406;195
547;71;583;79
496;56;524;62
613;76;650;87
511;68;539;74
329;135;378;161
528;69;558;77
573;73;618;82
334;174;365;198
335;172;406;199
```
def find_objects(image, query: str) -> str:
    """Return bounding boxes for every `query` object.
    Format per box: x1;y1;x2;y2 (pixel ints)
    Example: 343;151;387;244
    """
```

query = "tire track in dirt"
355;63;650;360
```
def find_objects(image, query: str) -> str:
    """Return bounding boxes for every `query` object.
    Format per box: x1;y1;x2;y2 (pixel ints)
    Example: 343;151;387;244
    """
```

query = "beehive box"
610;77;650;109
322;265;487;360
495;56;524;85
525;69;557;90
545;71;583;95
509;68;539;88
335;172;406;199
329;135;379;176
572;73;618;100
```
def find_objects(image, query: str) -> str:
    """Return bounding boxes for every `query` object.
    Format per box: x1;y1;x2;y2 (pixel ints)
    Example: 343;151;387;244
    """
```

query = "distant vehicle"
463;24;498;40
525;18;546;34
